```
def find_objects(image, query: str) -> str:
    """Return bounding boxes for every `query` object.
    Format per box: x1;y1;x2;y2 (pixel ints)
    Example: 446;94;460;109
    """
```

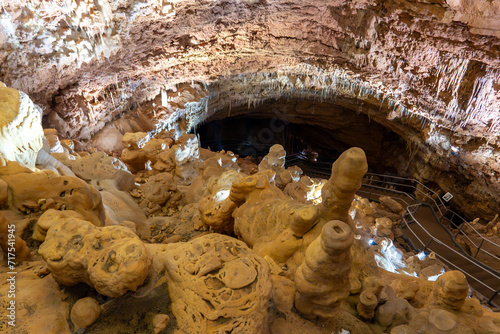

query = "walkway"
359;174;500;307
289;158;500;307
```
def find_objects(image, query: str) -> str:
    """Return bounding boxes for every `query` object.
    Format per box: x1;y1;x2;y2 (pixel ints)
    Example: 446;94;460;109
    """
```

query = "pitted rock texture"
39;218;152;297
155;233;272;334
0;261;72;334
1;169;106;226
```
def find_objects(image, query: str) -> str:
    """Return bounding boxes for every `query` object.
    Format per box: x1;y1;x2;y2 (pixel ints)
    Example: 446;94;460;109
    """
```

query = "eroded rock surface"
39;218;152;297
1;169;105;226
0;261;72;334
149;233;272;334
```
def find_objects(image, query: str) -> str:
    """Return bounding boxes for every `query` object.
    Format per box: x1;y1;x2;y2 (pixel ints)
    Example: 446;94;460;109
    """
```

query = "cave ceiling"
1;0;500;220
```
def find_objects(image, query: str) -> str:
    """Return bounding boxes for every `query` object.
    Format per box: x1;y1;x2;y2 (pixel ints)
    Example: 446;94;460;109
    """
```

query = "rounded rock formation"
70;297;101;329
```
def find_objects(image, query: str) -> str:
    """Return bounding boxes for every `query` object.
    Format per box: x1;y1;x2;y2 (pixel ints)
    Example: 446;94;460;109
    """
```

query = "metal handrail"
363;173;447;217
404;205;500;281
210;146;500;270
356;186;414;207
362;173;500;263
400;204;500;304
357;187;499;305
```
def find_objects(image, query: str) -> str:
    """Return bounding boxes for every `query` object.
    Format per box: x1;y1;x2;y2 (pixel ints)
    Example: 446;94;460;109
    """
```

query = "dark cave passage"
195;110;411;177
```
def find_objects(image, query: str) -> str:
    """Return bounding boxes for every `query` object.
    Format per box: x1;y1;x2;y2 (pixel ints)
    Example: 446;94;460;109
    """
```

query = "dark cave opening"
195;113;410;177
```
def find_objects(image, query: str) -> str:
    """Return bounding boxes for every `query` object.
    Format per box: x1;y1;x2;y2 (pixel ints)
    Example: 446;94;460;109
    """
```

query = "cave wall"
1;0;500;220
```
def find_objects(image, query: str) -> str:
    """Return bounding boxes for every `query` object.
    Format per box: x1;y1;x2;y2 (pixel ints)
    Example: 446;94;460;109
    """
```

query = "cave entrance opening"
194;101;410;177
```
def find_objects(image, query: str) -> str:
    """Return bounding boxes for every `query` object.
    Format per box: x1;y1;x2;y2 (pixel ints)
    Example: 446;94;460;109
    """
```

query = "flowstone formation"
148;233;272;334
231;147;367;270
0;82;43;169
1;86;500;333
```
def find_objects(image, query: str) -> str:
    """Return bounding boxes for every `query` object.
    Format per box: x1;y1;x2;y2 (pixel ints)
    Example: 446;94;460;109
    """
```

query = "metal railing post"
455;222;464;238
474;239;485;258
423;238;433;253
488;287;500;306
398;209;407;228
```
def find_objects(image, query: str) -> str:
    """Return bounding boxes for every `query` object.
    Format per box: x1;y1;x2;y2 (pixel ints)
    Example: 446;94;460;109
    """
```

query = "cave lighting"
306;181;325;204
427;267;446;282
417;251;427;260
450;146;460;156
214;189;230;202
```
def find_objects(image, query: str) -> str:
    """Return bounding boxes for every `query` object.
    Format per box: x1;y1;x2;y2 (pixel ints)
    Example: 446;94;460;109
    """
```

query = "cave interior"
1;0;500;333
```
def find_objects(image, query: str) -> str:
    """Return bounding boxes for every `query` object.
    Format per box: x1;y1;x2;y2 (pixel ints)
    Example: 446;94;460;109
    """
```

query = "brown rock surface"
148;233;272;334
39;218;152;297
1;169;105;226
0;261;71;334
0;211;30;261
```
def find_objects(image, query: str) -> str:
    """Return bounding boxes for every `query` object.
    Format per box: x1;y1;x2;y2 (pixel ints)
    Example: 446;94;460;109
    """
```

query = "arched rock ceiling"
1;0;500;219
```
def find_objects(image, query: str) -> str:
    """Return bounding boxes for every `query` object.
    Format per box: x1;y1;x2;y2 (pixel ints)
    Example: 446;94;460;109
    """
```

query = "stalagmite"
320;147;368;226
258;144;302;188
357;289;378;320
429;271;469;311
294;220;353;318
